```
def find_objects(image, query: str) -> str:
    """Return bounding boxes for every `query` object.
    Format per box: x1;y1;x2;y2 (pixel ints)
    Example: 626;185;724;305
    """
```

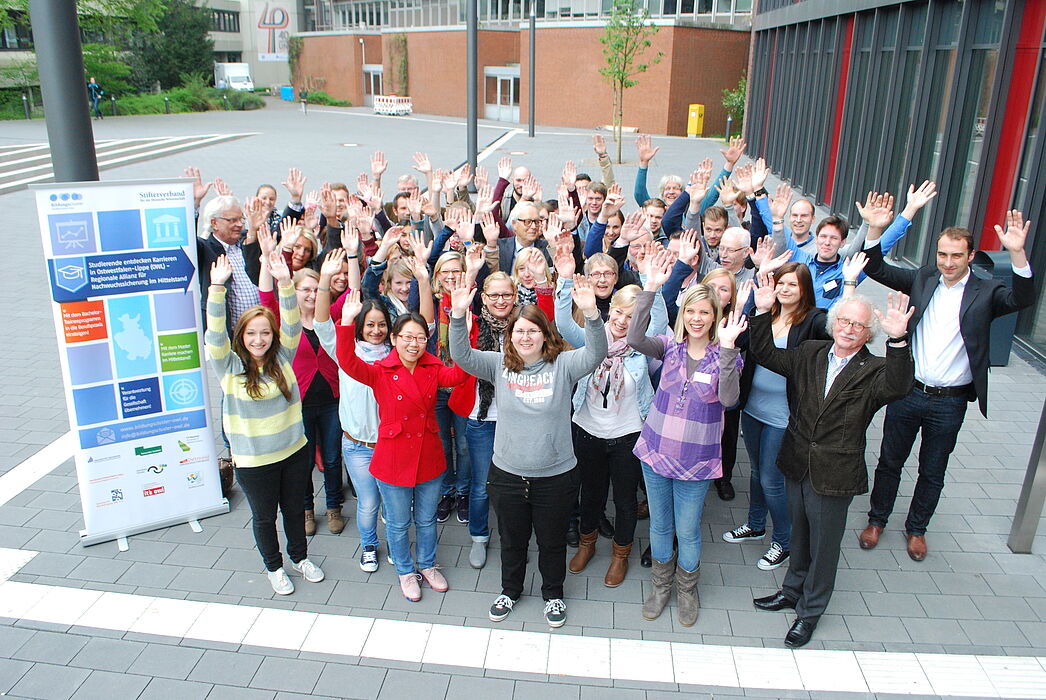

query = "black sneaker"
757;542;790;571
456;494;469;524
489;594;516;622
722;523;766;543
544;598;567;628
436;494;454;523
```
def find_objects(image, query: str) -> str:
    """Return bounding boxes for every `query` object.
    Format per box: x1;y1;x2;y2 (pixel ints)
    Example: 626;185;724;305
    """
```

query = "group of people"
197;133;1034;646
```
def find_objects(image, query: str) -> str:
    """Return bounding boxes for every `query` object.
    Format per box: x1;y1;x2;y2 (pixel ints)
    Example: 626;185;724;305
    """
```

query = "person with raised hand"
206;250;324;596
334;286;468;602
627;260;745;628
749;282;914;649
633;134;686;207
449;271;608;629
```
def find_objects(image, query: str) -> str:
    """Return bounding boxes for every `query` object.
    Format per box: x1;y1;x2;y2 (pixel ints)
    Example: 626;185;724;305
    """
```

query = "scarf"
436;293;454;364
517;285;537;307
355;339;390;364
587;325;630;408
477;307;511;419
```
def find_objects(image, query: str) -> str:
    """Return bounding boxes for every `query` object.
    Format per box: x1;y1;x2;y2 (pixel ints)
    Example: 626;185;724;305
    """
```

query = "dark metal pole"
1008;398;1046;553
466;0;478;179
28;0;98;181
528;8;535;138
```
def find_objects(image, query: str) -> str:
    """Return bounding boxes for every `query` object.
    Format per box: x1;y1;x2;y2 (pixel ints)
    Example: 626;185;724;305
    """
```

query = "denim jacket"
555;276;669;420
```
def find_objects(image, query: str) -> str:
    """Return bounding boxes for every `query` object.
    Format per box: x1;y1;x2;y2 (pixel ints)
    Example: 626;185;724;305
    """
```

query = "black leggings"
235;445;312;572
573;425;641;546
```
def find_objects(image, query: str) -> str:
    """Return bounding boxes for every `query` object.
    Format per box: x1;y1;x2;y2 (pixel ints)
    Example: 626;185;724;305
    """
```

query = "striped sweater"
206;284;307;468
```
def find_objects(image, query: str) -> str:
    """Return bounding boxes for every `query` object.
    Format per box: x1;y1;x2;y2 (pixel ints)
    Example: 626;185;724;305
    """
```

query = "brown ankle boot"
326;508;345;535
604;542;632;587
304;510;316;536
569;531;598;573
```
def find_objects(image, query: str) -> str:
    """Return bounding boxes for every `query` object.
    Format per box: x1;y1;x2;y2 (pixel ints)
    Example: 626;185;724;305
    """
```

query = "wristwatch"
887;333;909;344
753;187;768;198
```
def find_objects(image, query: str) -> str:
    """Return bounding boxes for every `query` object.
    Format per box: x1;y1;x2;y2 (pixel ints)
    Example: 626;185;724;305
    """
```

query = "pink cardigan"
259;290;340;401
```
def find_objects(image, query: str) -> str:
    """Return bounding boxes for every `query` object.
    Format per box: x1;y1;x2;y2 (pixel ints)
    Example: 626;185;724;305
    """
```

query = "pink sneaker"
399;572;421;601
419;566;448;592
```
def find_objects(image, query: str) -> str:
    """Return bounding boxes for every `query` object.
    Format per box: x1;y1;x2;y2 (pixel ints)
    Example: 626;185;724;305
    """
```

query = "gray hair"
658;174;684;194
826;294;881;343
507;200;539;226
199;195;241;237
721;226;751;249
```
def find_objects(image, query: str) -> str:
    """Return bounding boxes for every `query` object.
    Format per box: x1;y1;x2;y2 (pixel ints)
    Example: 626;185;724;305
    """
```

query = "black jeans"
235;445;312;572
488;464;580;600
719;406;741;482
573;425;641;546
302;402;344;511
868;387;969;536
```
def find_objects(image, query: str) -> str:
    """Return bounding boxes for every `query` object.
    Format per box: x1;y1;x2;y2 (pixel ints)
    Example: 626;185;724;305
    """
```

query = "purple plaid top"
633;334;743;481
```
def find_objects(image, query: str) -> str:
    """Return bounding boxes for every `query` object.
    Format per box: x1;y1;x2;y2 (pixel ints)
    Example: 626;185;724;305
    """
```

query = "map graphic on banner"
34;180;228;546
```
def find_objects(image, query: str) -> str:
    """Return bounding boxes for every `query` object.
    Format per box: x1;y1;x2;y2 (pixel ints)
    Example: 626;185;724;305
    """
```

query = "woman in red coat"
335;290;468;602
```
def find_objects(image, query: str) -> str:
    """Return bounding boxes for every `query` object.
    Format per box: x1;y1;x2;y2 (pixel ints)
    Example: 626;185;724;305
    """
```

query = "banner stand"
80;501;229;547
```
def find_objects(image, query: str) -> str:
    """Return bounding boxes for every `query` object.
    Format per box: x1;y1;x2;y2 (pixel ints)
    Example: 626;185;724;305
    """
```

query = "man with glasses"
198;195;259;327
748;281;914;648
497;201;552;273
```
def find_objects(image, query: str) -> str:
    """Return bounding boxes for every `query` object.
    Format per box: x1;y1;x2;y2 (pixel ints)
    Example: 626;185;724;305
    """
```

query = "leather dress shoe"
784;618;817;648
566;519;580;548
599;515;616;539
905;533;927;561
715;478;735;501
640;544;652;568
753;591;797;611
858;523;883;549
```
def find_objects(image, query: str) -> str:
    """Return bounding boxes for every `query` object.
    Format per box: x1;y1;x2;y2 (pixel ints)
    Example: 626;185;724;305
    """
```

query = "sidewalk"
1;104;1044;698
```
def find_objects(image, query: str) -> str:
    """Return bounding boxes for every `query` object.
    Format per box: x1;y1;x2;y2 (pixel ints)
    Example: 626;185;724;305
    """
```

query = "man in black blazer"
858;210;1034;561
748;278;915;648
495;201;552;272
196;195;259;331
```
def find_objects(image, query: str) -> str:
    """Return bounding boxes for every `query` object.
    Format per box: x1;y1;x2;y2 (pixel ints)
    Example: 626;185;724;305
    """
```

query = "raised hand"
421;191;439;218
497;156;512;180
678;229;701;266
319;182;337;221
904;180;937;214
465;243;485;278
210;255;232;286
521;174;540;201
282;167;306;203
454;163;472;190
267;247;291;287
644;246;674;290
342;289;363;325
686;166;711;203
407;254;431;283
750;234;774;268
995;209;1031;254
412;152;432;175
475;184;495;215
636;134;660;167
280;220;301;251
715;176;740;207
619;210;647;244
356;204;375;238
184;166;212;207
475;165;489;190
213;177;231;197
876;292;915;339
320;247;347;280
527;256;549;286
430;169;445;195
480;212;499;246
341;225;360;257
407;228;433;261
720;135;747;168
761;247;793;275
571;274;598;317
769;181;792;220
561;160;577;189
258;222;278;256
370;150;388;180
855;191;894;230
448;276;476;317
601;191;625;218
753;271;776;313
733;163;754;196
718;307;748;349
554;240;576;279
592;134;608;158
842;251;868;282
407;191;423;220
244;196;266;235
735;279;755;309
751;157;769;191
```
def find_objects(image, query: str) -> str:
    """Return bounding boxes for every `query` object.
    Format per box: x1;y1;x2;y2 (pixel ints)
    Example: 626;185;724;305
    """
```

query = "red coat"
335;322;467;487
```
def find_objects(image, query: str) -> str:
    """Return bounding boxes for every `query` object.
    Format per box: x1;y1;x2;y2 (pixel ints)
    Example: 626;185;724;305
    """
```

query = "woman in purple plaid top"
626;257;746;627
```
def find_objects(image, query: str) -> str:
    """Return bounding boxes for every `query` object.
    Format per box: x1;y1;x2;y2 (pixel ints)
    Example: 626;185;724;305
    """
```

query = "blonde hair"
610;284;641;312
432;251;465;296
673;283;722;343
292;268;320;287
700;268;737;310
512;247;550;288
483;270;516;294
381;257;414;294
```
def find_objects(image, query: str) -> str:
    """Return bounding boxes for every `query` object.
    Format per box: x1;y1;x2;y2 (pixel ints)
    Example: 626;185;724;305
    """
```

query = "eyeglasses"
588;271;617;279
484;292;515;300
396;334;427;344
516;218;542;227
835;317;871;331
512;328;543;337
297;288;318;297
719;246;748;255
216;216;246;224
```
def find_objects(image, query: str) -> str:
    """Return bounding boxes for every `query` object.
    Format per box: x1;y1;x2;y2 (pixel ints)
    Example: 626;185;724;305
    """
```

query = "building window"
0;12;33;50
212;10;241;33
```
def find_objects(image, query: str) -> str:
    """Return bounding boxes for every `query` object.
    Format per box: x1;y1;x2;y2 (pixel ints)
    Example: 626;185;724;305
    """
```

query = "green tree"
82;42;133;96
599;0;663;163
135;0;214;90
722;71;746;134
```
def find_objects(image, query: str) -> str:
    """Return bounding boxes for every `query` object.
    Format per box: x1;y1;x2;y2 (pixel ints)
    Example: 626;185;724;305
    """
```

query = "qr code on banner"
110;489;123;502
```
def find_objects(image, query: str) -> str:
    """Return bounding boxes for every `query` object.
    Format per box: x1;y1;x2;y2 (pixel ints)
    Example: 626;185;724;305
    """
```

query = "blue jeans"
302;403;343;511
641;462;711;572
342;436;380;548
375;473;443;576
868;388;969;536
740;412;790;549
435;390;470;496
464;419;495;540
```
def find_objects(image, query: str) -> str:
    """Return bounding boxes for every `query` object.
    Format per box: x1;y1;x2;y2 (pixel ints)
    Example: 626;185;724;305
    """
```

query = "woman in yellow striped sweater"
206;250;325;596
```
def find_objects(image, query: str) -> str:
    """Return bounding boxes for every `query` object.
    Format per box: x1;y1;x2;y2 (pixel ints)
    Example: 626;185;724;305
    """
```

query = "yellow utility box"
687;104;704;137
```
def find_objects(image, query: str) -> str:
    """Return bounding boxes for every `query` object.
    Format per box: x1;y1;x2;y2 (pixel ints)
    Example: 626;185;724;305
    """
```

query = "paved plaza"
1;99;1045;698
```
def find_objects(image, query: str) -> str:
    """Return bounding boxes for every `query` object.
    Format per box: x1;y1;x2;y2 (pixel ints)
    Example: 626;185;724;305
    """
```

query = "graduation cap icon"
53;258;88;293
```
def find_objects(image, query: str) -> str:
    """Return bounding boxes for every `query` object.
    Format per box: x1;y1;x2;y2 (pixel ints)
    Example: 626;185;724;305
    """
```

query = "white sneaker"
267;567;294;595
291;558;325;582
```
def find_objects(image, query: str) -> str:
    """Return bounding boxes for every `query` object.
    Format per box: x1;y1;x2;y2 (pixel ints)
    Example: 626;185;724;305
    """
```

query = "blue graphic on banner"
144;208;188;248
107;296;156;378
67;344;113;386
48;213;97;256
163;372;204;410
77;408;208;449
119;377;162;418
47;248;195;304
153;292;198;332
72;384;118;426
98;210;144;252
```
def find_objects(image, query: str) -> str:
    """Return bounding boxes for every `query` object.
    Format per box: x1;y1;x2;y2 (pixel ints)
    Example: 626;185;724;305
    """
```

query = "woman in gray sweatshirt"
448;275;608;629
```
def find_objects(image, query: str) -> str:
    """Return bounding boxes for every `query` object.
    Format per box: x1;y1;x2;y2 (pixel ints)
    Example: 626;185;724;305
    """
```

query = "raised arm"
747;273;799;376
333;290;380;386
562;275;610;383
204;256;237;375
267;249;301;352
716;306;747;408
447;280;499;384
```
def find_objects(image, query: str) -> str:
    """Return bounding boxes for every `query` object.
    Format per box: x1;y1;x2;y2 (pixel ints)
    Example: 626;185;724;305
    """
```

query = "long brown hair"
503;305;568;372
771;262;816;325
232;306;293;401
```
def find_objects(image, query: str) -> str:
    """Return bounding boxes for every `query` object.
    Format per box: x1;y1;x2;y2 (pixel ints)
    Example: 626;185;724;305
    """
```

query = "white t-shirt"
573;369;643;439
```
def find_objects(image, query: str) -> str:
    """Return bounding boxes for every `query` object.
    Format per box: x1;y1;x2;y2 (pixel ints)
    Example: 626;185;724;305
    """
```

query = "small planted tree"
722;71;747;135
599;0;662;163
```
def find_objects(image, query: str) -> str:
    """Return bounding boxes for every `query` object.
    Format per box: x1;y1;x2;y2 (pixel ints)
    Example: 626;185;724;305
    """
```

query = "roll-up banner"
33;179;228;546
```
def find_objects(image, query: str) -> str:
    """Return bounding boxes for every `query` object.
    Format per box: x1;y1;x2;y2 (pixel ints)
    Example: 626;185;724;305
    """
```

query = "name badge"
692;372;712;384
823;280;838;292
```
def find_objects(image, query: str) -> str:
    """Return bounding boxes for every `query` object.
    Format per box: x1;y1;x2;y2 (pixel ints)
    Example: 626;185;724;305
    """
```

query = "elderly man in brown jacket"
746;272;914;648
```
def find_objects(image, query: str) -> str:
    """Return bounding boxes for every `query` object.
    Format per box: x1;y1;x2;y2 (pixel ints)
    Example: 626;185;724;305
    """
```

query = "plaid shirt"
633;335;742;481
218;239;260;324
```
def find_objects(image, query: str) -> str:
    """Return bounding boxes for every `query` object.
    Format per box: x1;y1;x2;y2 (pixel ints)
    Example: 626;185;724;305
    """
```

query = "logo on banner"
134;445;162;456
178;440;191;452
179;456;208;466
95;428;116;445
54;258;88;293
143;485;165;497
137;464;166;475
186;472;204;488
168;378;199;406
87;453;120;463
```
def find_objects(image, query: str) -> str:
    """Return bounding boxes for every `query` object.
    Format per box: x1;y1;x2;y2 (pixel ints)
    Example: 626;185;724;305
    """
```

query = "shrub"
227;91;265;110
306;90;350;107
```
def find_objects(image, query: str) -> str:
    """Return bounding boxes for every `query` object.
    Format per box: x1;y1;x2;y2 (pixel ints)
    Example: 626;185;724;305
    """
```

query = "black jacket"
863;243;1034;417
749;312;913;497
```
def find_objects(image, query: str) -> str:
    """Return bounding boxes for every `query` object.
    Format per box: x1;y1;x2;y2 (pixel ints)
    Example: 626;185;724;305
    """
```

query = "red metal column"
822;15;854;206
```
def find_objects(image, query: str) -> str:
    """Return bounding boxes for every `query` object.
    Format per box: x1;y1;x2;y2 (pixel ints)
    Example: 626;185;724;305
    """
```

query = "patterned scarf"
436;293;454;364
517;285;537;307
355;339;390;364
477;307;511;419
587;326;631;408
